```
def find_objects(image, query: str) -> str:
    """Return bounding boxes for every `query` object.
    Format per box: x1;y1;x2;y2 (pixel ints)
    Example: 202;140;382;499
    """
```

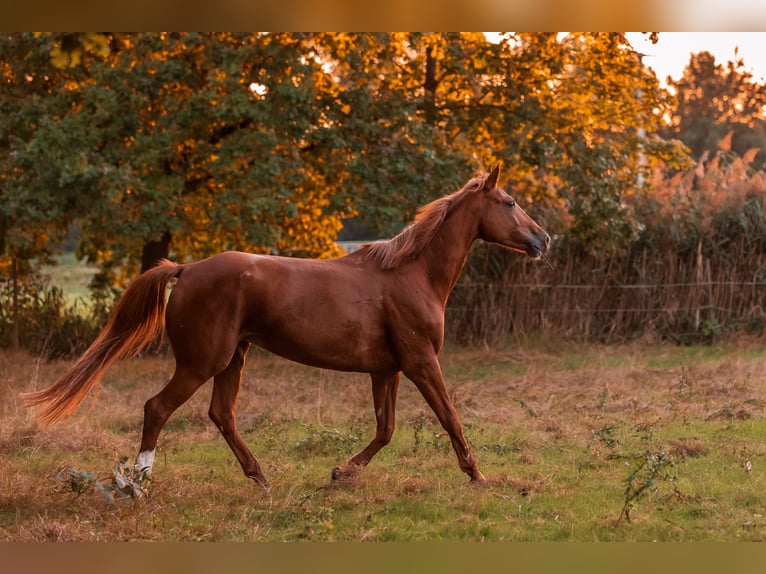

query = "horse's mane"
357;173;488;270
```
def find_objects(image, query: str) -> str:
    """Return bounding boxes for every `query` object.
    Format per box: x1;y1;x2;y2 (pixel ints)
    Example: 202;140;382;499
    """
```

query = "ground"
1;340;765;541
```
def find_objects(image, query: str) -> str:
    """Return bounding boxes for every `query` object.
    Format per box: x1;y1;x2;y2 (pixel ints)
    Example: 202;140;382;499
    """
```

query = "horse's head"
476;165;551;258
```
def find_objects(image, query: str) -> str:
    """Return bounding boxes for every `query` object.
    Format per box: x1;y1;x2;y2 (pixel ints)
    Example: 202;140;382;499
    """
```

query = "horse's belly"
247;325;396;373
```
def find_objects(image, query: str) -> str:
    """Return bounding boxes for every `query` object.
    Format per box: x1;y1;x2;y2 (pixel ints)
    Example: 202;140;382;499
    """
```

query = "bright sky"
625;32;766;85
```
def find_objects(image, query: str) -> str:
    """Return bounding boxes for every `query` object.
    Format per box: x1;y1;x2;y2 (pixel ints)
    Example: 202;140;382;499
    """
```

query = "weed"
617;449;679;525
515;398;538;418
675;366;693;398
594;424;620;450
407;413;452;453
57;456;150;503
596;388;610;411
409;413;428;453
293;424;361;456
296;495;335;539
631;420;657;444
705;399;760;423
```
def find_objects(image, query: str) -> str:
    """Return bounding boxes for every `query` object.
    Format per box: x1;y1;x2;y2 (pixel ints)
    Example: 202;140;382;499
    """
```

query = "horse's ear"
483;164;501;191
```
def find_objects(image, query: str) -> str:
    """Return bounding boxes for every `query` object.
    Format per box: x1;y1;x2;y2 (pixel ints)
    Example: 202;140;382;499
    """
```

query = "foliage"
0;274;111;358
293;423;362;456
57;456;151;503
19;33;766;353
638;148;766;255
662;50;766;169
45;33;113;68
450;143;766;345
1;32;688;286
0;33;82;270
617;449;679;524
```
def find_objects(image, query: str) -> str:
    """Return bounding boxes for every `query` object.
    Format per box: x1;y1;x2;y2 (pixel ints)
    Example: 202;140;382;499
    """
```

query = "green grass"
2;340;766;541
39;251;99;304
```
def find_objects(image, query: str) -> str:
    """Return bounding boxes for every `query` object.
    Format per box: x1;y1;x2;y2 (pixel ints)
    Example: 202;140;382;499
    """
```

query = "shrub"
446;145;766;345
57;456;151;503
0;273;112;359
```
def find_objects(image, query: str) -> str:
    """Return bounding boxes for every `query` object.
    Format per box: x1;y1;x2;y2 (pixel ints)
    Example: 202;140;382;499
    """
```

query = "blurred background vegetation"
2;32;766;356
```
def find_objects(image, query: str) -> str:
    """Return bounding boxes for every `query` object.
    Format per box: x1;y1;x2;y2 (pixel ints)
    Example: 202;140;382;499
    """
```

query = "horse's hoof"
470;471;488;486
331;464;361;482
248;473;270;489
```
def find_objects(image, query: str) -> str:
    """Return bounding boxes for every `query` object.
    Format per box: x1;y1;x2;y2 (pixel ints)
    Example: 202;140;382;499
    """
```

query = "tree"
663;50;766;168
2;32;690;291
0;34;83;271
305;32;476;235
3;33;365;286
311;32;690;256
369;32;689;255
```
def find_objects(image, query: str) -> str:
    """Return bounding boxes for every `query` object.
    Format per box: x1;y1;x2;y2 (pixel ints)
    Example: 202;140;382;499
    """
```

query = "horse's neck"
418;204;479;305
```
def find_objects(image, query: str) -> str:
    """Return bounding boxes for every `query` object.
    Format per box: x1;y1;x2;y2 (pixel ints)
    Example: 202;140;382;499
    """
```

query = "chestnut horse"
22;165;550;487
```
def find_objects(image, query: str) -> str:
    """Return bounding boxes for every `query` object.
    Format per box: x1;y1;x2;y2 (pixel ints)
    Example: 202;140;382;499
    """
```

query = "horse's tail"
21;259;184;426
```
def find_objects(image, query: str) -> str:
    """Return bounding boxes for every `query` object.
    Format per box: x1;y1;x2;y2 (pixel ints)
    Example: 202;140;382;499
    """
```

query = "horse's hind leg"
332;371;400;481
136;366;209;474
208;341;269;488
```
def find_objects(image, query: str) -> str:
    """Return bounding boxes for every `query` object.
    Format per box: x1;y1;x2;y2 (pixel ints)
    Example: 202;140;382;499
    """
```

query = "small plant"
675;366;692;398
408;413;452;453
594;424;620;450
515;398;538;418
596;389;610;411
706;399;760;422
293;424;361;456
409;413;427;453
57;456;151;503
616;449;678;525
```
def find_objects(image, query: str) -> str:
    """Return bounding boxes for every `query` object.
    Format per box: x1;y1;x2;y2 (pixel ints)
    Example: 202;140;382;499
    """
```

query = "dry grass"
2;341;766;541
449;148;766;345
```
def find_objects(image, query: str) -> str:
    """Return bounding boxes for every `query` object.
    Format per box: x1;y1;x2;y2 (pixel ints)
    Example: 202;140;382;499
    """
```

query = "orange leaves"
274;179;347;259
47;33;112;69
4;33;697;282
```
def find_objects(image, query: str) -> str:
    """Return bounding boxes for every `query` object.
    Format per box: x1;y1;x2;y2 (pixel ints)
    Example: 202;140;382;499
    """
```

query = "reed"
447;149;766;345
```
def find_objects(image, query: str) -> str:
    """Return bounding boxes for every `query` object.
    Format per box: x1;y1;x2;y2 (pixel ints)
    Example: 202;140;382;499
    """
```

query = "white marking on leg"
376;407;383;418
136;449;155;474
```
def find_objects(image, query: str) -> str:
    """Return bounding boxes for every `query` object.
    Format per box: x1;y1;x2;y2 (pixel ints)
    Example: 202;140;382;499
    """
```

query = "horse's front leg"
332;371;400;481
403;355;486;484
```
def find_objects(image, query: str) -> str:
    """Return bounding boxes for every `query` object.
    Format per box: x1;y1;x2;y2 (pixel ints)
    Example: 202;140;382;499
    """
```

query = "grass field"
39;252;100;304
2;339;765;542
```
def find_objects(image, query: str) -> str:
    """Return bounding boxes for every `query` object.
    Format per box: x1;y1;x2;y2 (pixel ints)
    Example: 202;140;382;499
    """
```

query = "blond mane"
358;173;488;270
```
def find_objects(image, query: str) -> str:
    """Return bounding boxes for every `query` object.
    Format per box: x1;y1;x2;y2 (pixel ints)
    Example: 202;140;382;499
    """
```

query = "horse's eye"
505;199;516;208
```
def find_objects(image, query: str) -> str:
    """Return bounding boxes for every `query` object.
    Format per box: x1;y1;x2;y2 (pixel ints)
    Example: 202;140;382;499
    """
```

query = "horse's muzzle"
526;231;551;258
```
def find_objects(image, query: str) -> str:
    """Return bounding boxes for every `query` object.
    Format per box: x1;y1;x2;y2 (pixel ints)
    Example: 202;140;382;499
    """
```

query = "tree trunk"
140;231;172;274
11;257;19;349
423;45;438;125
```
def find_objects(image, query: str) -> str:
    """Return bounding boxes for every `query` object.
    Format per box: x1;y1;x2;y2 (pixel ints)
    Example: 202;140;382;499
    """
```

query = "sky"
625;32;766;85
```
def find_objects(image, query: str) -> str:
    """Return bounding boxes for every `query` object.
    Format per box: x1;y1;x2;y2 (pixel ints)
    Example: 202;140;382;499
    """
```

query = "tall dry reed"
447;147;766;345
